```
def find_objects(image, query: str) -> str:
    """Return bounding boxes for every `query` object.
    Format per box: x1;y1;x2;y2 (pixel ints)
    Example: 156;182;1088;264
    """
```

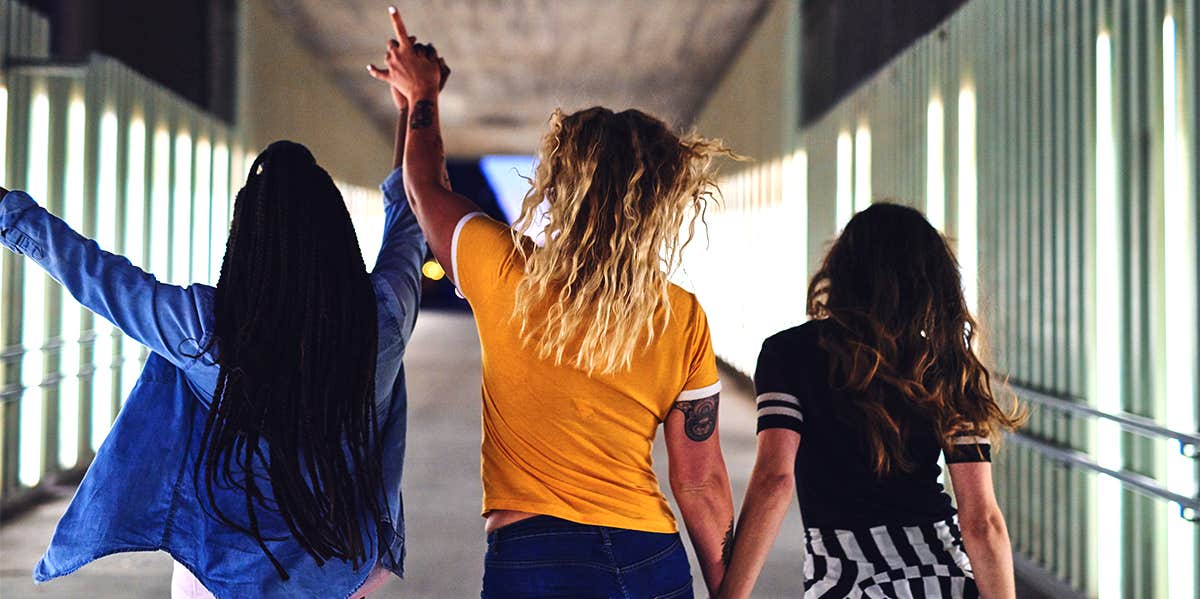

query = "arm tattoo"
410;100;435;129
672;393;718;442
721;519;734;565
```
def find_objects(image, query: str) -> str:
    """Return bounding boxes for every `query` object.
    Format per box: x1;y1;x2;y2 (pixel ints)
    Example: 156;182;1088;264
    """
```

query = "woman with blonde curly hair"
368;8;734;597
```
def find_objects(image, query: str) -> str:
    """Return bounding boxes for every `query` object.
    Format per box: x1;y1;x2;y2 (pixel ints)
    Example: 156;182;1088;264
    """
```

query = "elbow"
751;469;795;498
960;510;1009;547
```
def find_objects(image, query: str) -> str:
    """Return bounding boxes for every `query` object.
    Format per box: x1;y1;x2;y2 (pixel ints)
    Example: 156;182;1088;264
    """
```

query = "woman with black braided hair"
0;49;447;597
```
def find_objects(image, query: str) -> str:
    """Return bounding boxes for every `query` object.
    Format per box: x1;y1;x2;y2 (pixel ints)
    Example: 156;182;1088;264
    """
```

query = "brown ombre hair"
807;202;1024;476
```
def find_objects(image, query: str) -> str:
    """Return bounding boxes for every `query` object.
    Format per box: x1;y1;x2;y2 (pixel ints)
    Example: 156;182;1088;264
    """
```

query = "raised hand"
367;7;450;103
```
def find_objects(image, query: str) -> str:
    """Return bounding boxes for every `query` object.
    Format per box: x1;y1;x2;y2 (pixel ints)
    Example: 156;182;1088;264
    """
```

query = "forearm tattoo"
672;394;718;442
721;519;734;565
410;100;435;129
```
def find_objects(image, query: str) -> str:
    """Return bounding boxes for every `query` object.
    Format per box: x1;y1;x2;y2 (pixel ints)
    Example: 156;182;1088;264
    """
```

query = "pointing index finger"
388;7;412;49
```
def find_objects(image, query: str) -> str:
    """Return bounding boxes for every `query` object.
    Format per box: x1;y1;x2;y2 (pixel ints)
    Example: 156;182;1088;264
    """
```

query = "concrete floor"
0;311;1052;598
0;312;807;598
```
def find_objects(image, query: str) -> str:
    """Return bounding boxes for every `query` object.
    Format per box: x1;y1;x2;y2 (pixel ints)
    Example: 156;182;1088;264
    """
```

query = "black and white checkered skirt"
803;517;979;598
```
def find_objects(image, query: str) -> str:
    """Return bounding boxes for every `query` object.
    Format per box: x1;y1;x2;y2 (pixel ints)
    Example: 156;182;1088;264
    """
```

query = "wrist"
407;86;439;103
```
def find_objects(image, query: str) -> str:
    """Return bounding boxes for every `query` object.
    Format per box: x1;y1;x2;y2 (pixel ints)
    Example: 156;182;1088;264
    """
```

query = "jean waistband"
487;516;595;543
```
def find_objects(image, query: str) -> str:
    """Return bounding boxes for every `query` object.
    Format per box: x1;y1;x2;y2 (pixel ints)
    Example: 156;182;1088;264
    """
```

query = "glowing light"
91;111;119;450
1093;32;1123;599
172;133;193;284
0;86;6;182
1162;14;1197;599
58;96;87;468
926;96;946;231
19;91;51;487
788;148;808;323
854;125;872;212
151;128;171;279
123;117;148;402
422;260;446;281
211;142;230;282
836;131;853;228
957;87;978;314
192;138;211;284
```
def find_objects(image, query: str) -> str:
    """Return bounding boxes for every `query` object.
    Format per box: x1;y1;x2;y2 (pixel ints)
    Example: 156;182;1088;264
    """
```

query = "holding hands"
368;7;451;110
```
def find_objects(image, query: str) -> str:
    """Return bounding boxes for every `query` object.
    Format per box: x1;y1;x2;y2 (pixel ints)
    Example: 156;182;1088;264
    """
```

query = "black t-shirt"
754;319;991;530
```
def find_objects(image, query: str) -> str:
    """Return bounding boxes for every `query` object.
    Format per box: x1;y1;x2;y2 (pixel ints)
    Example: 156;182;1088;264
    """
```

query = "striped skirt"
803;517;979;598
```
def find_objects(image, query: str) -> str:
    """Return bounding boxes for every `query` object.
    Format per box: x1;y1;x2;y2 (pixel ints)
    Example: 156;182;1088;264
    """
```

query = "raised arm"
0;187;209;370
369;7;478;284
665;392;735;596
948;458;1016;599
372;87;427;339
717;428;800;599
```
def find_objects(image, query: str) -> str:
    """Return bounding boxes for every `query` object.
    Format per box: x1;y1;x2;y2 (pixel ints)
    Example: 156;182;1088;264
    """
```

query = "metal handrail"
1007;381;1200;458
1008;432;1200;523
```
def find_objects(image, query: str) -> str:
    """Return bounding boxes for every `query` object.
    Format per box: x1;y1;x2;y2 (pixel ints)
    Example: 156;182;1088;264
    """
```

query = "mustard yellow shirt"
452;213;721;533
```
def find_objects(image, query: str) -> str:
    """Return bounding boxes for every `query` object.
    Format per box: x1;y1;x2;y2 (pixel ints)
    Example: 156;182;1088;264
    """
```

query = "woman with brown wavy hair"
718;203;1024;599
368;8;735;597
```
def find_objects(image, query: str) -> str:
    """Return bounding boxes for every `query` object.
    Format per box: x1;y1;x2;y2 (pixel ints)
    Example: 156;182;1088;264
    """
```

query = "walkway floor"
1;312;1050;598
0;312;806;598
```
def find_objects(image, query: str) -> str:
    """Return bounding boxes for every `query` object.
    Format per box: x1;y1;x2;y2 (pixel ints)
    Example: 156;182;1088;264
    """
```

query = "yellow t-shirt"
452;213;721;533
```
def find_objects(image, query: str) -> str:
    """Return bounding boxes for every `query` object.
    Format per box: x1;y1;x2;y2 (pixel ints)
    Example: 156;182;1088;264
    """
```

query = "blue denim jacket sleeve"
0;190;210;371
373;167;426;336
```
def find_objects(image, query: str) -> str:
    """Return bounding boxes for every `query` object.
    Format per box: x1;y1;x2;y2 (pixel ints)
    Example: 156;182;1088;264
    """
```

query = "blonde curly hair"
510;107;735;374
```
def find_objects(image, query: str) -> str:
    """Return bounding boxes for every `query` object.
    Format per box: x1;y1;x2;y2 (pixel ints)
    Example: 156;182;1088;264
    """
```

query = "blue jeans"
481;516;694;599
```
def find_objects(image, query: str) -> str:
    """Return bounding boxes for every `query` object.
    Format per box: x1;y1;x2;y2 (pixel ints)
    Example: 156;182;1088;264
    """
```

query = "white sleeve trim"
676;381;721;402
450;212;486;289
757;406;804;419
951;435;991;445
756;392;801;407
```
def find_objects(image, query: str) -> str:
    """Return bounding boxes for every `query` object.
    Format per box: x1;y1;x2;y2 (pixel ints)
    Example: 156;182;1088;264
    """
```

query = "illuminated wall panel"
19;91;51;487
90;111;119;450
172;133;192;284
956;87;978;314
1161;13;1197;599
854;125;872;213
57;96;86;469
836;131;853;228
926;96;946;231
1093;31;1123;599
122;117;148;401
192;138;211;284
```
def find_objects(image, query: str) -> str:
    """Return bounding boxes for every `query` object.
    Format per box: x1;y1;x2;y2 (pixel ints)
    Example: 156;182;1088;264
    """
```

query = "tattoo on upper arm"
410;100;435;129
721;519;734;565
672;394;718;442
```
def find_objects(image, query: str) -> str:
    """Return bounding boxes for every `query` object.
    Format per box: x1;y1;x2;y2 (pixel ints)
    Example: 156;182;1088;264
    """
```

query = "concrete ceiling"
268;0;770;157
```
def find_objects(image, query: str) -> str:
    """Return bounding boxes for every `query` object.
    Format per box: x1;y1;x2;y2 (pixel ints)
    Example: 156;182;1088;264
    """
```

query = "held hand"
367;7;450;101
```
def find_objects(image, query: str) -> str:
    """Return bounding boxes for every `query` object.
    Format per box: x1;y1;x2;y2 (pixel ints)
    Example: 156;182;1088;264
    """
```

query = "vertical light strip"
957;87;979;314
854;125;872;212
172;132;192;285
90;111;119;451
58;96;86;469
1093;31;1124;599
836;131;854;228
151;128;171;279
792;148;809;323
211;143;229;283
0;86;7;182
122;117;147;400
1162;14;1197;599
0;86;6;363
191;138;211;284
927;96;946;231
19;91;51;487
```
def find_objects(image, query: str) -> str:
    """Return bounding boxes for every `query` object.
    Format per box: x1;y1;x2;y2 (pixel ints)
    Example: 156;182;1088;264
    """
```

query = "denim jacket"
0;168;424;598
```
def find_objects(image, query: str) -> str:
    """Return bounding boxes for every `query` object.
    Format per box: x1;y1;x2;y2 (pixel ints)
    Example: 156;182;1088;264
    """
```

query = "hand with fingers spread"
368;7;450;104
